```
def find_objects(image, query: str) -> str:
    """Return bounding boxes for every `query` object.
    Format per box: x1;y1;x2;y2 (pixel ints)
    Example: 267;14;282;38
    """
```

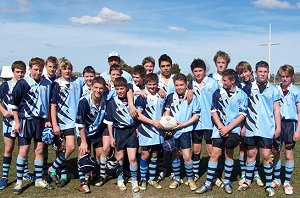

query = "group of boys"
0;51;299;197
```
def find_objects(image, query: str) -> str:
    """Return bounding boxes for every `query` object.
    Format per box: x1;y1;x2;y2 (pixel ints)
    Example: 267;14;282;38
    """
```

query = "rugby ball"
159;116;178;131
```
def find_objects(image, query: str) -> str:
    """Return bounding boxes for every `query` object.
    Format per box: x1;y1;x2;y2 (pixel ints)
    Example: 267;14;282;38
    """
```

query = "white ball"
159;116;177;131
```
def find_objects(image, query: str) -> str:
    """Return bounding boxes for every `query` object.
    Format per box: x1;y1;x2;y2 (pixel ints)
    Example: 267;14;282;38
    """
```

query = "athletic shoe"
57;177;68;188
0;178;8;190
35;180;54;190
13;182;23;194
139;180;147;191
238;181;251;191
214;178;224;188
254;175;264;187
48;168;60;185
23;172;35;183
224;182;233;194
271;179;281;188
157;169;166;182
169;179;181;189
131;181;139;193
148;180;162;189
238;175;246;186
195;183;212;194
265;186;275;197
283;183;293;195
95;176;106;187
194;174;200;182
117;180;127;191
187;180;197;191
79;182;90;194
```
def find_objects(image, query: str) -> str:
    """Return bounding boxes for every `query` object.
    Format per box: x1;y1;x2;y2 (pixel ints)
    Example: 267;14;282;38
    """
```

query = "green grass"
1;123;300;197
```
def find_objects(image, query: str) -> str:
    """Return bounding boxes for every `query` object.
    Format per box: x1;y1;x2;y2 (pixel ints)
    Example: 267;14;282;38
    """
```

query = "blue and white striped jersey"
0;80;14;134
158;74;175;95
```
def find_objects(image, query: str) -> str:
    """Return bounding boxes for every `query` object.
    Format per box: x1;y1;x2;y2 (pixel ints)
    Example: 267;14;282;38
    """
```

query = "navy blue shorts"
62;128;75;136
192;129;212;144
212;133;240;149
175;132;192;150
102;127;109;136
244;136;273;149
77;135;103;149
140;144;162;152
115;126;138;150
18;118;45;146
3;132;16;139
278;119;297;145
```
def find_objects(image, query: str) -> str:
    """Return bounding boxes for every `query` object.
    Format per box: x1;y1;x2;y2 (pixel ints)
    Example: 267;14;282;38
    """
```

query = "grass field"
1;124;300;197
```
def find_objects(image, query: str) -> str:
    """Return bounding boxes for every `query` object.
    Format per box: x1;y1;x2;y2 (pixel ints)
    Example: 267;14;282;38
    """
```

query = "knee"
66;144;75;154
35;146;43;156
4;146;14;156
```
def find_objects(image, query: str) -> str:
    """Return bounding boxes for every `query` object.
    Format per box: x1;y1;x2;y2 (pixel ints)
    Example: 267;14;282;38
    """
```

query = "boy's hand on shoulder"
140;90;148;98
158;88;166;99
186;89;193;105
129;105;138;118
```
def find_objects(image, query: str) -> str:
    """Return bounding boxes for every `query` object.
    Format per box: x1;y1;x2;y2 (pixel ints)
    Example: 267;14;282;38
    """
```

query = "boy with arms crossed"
196;69;248;194
10;58;53;194
75;77;107;193
104;77;139;193
164;73;200;191
272;65;300;195
135;73;164;190
240;61;281;197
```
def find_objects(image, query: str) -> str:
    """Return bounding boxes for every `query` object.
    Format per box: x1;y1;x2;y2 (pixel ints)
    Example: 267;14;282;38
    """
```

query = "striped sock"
99;156;107;178
139;159;148;181
116;161;124;181
239;155;246;178
43;146;49;178
78;166;85;183
273;159;281;182
254;158;260;176
50;152;66;171
263;163;273;187
130;165;138;182
245;160;256;184
24;159;29;174
192;153;200;176
149;157;157;181
16;156;26;184
34;160;43;182
284;160;294;184
205;161;217;187
185;161;193;181
156;152;164;175
223;159;234;184
2;156;12;179
172;158;181;181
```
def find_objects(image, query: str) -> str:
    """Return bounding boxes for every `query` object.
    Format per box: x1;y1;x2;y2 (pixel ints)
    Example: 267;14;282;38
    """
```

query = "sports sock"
273;159;281;182
130;165;138;182
116;161;124;181
149;157;157;181
172;158;181;181
139;159;148;181
263;163;273;187
284;160;294;184
185;161;193;181
2;156;12;180
16;156;26;184
192;153;200;177
205;161;217;187
245;160;256;184
239;155;246;178
34;160;43;182
223;159;234;184
99;156;107;178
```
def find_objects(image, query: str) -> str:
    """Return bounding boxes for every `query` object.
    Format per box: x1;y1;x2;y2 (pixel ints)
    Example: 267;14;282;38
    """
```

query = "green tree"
120;59;133;74
171;63;181;74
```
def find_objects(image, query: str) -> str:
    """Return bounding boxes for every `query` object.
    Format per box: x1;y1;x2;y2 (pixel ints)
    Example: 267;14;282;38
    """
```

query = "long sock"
223;159;234;184
16;156;26;184
284;160;294;184
192;153;200;176
2;156;12;179
185;161;193;181
156;151;164;174
116;161;124;181
254;155;260;176
130;165;138;182
149;157;157;181
139;159;148;181
264;163;273;187
24;159;29;174
43;146;49;178
34;160;43;182
78;166;85;183
99;157;107;178
239;155;246;178
273;159;281;182
50;152;66;172
205;161;217;187
172;158;181;181
245;160;256;184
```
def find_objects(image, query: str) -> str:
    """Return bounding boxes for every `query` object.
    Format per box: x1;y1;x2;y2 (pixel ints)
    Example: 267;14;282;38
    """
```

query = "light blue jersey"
211;87;248;138
75;93;106;137
209;72;223;87
277;83;300;121
135;93;165;146
51;77;85;130
164;91;200;139
158;74;175;95
188;76;219;130
0;80;14;134
100;69;133;83
81;84;91;97
243;81;281;138
9;76;52;119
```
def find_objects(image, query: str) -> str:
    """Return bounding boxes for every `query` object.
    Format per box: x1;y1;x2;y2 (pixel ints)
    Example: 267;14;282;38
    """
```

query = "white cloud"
253;0;293;9
69;7;131;25
1;0;30;13
168;26;187;32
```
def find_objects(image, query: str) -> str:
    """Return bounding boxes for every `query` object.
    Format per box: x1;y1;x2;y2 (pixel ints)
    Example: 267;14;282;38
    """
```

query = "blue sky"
1;0;300;75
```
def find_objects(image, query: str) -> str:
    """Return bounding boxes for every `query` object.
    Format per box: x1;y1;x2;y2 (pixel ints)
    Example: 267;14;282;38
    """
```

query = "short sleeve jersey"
75;93;106;137
9;76;52;119
51;77;85;130
208;72;223;87
164;91;200;138
135;93;165;146
211;87;248;138
277;83;300;121
100;70;133;83
0;80;14;133
188;76;219;130
243;81;281;138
